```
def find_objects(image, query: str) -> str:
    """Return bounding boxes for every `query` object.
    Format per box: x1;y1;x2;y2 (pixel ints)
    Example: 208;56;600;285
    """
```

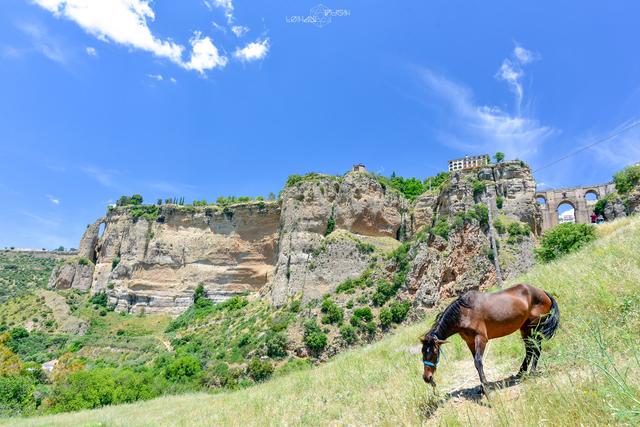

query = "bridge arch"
583;189;599;201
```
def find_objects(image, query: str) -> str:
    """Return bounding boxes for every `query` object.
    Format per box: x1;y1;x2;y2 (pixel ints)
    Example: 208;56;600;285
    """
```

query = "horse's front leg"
465;334;489;393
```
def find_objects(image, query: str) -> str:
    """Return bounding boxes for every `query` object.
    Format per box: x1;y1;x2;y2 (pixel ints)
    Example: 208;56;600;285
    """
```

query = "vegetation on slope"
0;252;60;304
6;215;639;426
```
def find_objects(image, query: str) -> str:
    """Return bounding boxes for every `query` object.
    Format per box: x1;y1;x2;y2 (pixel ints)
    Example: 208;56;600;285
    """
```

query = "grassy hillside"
0;252;61;305
5;216;639;426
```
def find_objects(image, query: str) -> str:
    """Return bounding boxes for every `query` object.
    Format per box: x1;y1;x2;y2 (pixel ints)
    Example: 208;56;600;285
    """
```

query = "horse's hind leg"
517;326;534;377
529;335;543;373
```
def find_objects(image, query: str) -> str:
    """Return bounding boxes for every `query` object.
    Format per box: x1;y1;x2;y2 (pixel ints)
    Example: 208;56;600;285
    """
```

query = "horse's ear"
435;339;449;345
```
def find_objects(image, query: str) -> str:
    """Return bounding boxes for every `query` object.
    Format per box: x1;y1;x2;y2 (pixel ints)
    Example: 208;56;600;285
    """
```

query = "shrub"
352;307;373;324
320;299;343;324
535;223;597;262
303;320;327;354
165;355;202;382
371;280;396;306
111;256;120;270
390;301;411;323
285;174;303;187
0;375;35;416
493;218;506;234
613;164;640;194
265;332;288;358
356;241;375;254
471;179;486;197
379;308;393;328
339;325;357;344
325;217;335;236
494;152;505;163
496;196;504;209
432;217;449;240
247;359;274;382
336;279;356;294
77;257;91;266
423;172;450;192
89;292;108;308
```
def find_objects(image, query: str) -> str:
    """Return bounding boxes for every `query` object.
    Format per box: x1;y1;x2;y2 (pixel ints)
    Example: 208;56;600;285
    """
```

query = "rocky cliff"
50;161;542;314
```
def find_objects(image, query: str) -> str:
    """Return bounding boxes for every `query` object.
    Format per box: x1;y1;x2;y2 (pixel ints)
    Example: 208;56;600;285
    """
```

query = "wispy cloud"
81;165;120;188
495;43;540;114
15;21;68;65
85;46;97;56
231;25;248;37
590;119;640;168
46;194;60;205
420;68;556;161
234;38;269;63
22;211;60;228
147;73;164;81
31;0;228;74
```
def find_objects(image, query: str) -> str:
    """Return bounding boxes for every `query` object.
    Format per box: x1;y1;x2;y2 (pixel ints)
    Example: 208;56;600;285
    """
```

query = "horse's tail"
539;291;560;340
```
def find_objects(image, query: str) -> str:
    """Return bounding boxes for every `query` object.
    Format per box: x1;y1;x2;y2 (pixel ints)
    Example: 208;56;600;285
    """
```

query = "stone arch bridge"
535;182;616;231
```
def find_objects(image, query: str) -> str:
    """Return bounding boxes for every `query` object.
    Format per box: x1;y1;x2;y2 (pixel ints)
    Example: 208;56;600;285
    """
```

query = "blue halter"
422;335;443;368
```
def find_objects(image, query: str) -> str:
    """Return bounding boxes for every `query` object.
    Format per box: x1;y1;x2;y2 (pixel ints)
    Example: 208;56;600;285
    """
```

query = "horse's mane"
426;293;472;338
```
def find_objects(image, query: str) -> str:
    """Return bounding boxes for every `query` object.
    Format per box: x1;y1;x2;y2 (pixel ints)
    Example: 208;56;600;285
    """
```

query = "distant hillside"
8;215;639;426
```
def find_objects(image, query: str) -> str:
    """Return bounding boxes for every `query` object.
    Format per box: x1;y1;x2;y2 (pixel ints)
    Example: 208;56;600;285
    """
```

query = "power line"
533;119;640;173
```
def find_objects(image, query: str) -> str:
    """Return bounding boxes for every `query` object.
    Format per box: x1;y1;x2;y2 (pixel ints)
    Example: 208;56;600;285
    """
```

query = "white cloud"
231;25;248;37
46;195;60;205
211;0;234;24
184;32;228;73
82;165;120;188
170;77;177;83
234;38;269;63
33;0;184;64
420;68;555;161
147;73;163;81
32;0;229;74
495;44;540;113
85;46;97;56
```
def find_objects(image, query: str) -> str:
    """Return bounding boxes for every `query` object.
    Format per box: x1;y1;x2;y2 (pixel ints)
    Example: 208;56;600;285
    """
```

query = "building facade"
448;154;490;172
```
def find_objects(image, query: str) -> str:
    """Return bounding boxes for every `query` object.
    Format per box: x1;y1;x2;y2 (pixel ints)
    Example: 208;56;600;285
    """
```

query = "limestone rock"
48;261;94;291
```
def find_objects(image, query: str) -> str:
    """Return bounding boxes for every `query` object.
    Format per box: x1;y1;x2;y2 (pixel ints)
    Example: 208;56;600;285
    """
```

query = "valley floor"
4;217;640;426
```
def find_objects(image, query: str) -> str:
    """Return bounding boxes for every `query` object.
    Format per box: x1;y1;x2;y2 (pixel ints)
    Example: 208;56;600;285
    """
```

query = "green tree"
613;165;640;194
494;152;505;163
0;375;35;416
265;332;288;358
130;194;143;205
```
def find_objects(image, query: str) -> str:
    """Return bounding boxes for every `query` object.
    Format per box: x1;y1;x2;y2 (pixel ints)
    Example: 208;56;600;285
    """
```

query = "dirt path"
37;289;88;335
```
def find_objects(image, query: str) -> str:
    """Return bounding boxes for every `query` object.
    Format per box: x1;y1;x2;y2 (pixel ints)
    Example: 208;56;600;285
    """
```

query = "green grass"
5;216;640;426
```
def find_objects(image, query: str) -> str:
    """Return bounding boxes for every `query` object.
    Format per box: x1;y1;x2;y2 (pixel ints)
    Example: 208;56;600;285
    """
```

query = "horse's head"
420;334;447;386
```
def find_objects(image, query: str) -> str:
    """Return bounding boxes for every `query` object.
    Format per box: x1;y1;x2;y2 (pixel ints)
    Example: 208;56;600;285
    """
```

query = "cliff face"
50;162;542;314
267;172;407;306
403;161;540;309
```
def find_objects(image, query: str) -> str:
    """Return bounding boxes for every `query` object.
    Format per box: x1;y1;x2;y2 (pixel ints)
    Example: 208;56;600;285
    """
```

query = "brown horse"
420;284;559;392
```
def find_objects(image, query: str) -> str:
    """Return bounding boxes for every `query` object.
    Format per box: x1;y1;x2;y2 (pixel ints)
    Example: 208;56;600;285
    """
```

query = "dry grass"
4;217;640;427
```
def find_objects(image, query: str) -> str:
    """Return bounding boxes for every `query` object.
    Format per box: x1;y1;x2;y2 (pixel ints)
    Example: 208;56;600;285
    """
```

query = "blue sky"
1;1;640;249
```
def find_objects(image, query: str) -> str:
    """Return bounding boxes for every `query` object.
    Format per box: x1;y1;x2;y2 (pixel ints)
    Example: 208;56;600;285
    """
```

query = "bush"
325;216;335;236
371;280;396;306
0;375;35;416
432;217;449;240
493;218;506;234
494;152;505;163
89;292;108;308
496;196;504;209
247;359;274;382
265;332;288;358
320;299;343;324
613;165;640;194
339;325;357;344
165;355;202;382
471;179;486;197
390;301;411;323
379;308;393;328
111;256;120;270
303;320;327;354
336;279;356;294
351;307;373;327
51;368;158;413
535;223;597;262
